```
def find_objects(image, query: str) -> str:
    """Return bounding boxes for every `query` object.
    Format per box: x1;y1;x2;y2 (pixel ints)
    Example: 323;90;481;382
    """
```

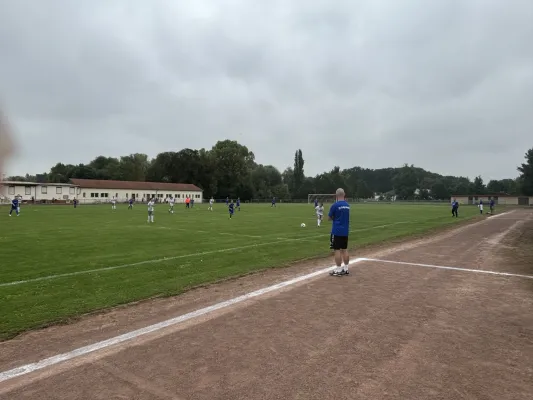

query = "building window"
177;194;181;198
115;193;118;198
56;187;62;194
8;186;15;195
41;186;48;194
77;188;81;194
69;187;75;194
101;193;108;198
83;192;86;198
25;186;31;195
91;193;99;198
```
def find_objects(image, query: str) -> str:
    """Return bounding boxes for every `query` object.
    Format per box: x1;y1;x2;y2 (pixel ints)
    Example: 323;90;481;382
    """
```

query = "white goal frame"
307;194;336;204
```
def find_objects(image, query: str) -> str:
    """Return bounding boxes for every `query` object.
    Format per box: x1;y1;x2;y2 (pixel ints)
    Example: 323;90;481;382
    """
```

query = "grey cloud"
1;0;532;181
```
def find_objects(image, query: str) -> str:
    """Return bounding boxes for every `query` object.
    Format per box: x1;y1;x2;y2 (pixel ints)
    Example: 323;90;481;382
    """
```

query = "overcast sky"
1;0;532;182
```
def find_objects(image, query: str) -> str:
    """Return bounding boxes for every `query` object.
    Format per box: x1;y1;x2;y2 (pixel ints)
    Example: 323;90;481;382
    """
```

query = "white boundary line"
0;258;366;383
0;221;410;287
360;258;533;279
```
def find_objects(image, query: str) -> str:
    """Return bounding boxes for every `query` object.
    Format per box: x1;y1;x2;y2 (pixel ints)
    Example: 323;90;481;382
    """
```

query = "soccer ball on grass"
301;223;306;228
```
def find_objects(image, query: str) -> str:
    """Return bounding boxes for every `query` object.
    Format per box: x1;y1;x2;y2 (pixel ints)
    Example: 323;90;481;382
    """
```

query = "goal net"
307;194;336;204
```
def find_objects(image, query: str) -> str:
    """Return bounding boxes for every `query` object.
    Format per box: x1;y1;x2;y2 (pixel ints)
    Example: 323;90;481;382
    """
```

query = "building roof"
1;181;77;187
70;179;202;192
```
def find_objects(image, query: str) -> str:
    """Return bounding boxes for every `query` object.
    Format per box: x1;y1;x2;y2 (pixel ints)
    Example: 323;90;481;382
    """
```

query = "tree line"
7;140;533;200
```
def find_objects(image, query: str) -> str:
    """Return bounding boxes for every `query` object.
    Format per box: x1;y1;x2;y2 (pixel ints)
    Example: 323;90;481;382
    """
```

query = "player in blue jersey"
271;197;276;207
314;198;318;207
236;197;240;211
489;198;495;214
9;197;19;216
451;199;459;217
228;199;235;218
328;188;350;276
128;198;133;209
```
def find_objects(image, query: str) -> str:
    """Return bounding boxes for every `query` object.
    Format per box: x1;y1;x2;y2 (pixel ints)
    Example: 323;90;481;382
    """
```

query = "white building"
0;181;79;203
70;179;203;203
1;179;203;204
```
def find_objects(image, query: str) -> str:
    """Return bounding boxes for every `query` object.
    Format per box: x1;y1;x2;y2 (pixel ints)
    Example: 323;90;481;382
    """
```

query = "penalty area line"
360;258;533;279
0;258;366;383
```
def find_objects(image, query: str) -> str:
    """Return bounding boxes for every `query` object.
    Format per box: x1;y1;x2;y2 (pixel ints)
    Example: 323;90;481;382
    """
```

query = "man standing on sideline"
328;188;350;276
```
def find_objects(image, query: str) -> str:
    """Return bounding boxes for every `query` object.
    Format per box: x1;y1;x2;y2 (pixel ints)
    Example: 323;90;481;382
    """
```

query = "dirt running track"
1;210;533;399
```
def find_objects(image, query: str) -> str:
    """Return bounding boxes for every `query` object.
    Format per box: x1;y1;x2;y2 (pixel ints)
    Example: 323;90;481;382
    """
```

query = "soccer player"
147;198;155;223
237;197;241;211
128;198;133;209
315;202;324;227
191;198;194;208
271;197;276;207
208;197;214;211
451;199;459;217
73;198;78;208
478;199;483;214
328;188;350;276
489;198;495;214
111;197;117;210
185;196;190;209
168;196;175;214
225;197;229;206
314;198;318;208
9;197;19;216
228;199;235;218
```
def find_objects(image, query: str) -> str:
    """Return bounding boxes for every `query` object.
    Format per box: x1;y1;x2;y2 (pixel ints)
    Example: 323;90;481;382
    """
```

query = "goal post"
307;194;336;204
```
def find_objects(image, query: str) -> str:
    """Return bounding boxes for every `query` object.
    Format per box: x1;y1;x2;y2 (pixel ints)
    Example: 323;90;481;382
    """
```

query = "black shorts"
330;234;348;250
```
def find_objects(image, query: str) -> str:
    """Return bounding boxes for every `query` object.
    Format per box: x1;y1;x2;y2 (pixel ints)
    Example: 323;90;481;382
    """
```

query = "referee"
328;188;351;276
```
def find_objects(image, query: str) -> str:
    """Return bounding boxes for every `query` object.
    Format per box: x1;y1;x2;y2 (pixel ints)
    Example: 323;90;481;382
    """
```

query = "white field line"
219;232;263;239
0;258;366;383
0;221;410;287
361;258;533;279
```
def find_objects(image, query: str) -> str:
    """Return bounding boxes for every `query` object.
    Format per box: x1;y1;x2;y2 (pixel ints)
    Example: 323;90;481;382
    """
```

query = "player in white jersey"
168;197;175;213
111;197;117;210
315;202;324;227
208;197;214;211
147;198;155;223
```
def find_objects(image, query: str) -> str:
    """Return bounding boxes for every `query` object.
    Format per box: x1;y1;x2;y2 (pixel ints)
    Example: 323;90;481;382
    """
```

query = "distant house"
69;179;203;203
450;193;533;206
0;180;79;203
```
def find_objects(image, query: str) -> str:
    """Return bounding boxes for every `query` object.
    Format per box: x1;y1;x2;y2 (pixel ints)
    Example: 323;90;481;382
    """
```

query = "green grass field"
0;202;481;340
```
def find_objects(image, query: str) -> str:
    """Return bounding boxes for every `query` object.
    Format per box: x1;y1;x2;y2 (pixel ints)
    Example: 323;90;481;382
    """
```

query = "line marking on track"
0;258;366;383
360;258;533;279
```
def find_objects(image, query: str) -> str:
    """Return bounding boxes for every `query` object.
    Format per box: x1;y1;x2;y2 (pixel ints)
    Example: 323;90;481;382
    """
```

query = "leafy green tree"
211;140;255;198
356;180;373;199
517;148;533;196
293;149;305;195
430;180;450;200
471;175;486;194
392;164;418;199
